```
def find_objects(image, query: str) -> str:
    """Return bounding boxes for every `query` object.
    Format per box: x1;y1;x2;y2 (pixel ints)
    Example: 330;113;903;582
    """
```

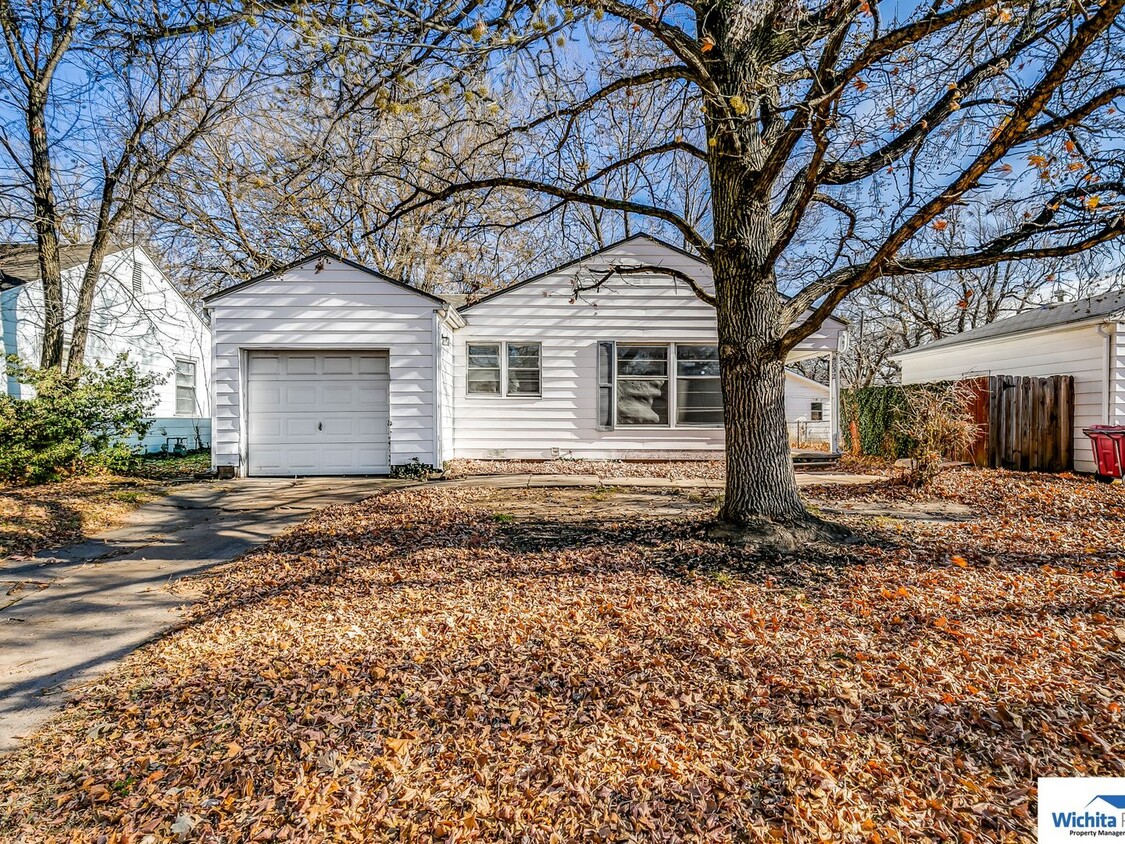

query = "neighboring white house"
893;289;1125;474
203;235;846;476
1;244;212;452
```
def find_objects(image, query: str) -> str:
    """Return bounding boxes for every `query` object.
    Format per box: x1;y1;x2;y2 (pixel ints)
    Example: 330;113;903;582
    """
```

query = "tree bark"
712;248;807;526
26;88;65;370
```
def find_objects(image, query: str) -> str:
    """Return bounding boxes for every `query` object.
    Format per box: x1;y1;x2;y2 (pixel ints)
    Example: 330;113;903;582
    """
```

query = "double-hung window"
598;343;723;429
810;401;824;422
674;345;723;426
175;358;198;415
467;342;541;397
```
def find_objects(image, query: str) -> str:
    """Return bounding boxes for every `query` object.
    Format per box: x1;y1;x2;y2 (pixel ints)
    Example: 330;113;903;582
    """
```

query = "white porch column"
829;351;841;454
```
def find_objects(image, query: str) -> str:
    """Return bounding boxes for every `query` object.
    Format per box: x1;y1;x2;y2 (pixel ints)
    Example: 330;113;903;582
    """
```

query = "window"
601;343;724;429
616;345;669;425
175;359;197;415
675;345;723;427
467;342;541;396
467;343;502;394
810;401;824;422
506;343;541;396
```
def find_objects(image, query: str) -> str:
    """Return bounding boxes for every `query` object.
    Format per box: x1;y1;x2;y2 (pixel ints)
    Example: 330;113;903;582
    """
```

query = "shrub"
0;356;161;484
895;382;979;487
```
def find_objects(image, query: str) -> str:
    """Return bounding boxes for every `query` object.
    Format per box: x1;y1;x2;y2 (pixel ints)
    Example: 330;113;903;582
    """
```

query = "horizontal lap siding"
452;239;843;460
1113;323;1124;426
898;323;1109;473
209;263;441;472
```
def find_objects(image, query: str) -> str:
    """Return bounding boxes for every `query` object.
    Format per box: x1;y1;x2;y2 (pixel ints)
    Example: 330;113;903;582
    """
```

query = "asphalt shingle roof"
0;243;98;291
897;287;1125;355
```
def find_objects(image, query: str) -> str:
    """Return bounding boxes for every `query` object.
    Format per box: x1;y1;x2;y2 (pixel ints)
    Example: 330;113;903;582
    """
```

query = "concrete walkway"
440;472;876;490
0;469;877;752
0;477;411;752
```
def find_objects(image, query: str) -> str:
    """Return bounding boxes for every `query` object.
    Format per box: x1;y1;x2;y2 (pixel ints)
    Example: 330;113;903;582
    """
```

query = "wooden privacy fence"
958;374;1074;472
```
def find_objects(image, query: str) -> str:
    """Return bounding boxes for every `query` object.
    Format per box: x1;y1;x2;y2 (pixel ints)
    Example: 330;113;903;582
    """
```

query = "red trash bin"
1083;426;1125;481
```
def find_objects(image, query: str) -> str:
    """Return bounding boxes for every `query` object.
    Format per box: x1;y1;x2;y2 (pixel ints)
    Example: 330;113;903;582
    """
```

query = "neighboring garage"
204;253;460;477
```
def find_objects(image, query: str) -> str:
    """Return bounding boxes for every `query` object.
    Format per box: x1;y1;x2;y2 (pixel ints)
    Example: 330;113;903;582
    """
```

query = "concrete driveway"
0;477;410;752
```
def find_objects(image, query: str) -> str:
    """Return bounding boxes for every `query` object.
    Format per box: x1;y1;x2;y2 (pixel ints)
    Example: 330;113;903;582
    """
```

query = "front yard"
1;470;1122;842
0;454;210;557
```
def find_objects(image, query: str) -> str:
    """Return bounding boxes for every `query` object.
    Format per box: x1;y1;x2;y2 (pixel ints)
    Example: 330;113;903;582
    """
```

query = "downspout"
1097;322;1113;422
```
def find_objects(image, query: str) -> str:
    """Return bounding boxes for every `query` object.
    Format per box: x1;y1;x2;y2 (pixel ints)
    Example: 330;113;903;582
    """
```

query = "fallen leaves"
0;470;1121;843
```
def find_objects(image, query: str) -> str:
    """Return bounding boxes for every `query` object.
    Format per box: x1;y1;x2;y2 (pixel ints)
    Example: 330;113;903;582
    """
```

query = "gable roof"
202;250;447;306
0;243;101;291
457;233;707;312
895;287;1125;357
455;233;848;328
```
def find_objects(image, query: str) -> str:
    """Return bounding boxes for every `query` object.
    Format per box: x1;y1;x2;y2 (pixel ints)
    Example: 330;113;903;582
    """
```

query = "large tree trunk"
713;249;807;527
26;89;65;370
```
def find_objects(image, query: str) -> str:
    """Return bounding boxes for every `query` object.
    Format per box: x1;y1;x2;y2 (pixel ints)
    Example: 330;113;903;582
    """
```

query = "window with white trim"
810;401;824;422
674;345;723;426
175;358;197;415
467;342;541;396
603;343;723;428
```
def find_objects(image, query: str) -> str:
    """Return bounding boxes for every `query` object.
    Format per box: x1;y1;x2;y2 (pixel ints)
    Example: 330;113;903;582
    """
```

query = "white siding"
438;318;456;464
207;258;444;474
0;248;212;452
1112;323;1125;428
897;322;1113;473
784;372;831;444
451;238;845;459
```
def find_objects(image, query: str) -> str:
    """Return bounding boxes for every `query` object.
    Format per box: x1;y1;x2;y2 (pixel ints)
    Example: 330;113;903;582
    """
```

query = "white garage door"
246;351;390;476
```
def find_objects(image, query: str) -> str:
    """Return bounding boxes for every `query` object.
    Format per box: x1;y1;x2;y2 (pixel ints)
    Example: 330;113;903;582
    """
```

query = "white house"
894;289;1125;474
203;235;846;476
1;244;212;452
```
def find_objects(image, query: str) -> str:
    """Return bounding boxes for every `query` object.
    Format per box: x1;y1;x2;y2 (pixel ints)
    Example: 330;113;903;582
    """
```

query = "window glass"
596;342;614;430
175;359;197;415
467;343;502;394
616;345;668;425
675;345;722;426
810;401;824;422
507;343;541;395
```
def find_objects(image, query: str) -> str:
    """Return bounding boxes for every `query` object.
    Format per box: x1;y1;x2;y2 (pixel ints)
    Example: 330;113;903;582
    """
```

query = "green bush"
0;356;161;484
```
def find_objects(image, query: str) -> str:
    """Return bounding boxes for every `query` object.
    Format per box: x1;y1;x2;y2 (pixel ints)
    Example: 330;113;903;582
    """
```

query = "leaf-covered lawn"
1;471;1122;843
0;477;165;558
0;455;210;558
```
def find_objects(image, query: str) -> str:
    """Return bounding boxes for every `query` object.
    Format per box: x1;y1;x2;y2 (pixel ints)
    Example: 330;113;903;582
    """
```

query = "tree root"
705;511;862;554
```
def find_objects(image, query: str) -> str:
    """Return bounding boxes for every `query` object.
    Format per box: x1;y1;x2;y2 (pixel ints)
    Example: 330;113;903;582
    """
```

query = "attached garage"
245;351;391;476
204;253;459;477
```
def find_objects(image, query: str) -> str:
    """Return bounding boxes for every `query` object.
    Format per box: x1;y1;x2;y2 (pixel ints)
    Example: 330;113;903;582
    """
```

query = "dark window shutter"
597;341;614;430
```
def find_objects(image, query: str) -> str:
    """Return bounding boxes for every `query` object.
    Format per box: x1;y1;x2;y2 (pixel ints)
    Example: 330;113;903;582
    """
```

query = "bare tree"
0;0;272;370
141;83;554;298
317;0;1125;534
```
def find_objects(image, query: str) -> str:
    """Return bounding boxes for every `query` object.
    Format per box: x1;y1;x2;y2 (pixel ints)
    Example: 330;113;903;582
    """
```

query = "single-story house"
203;235;846;476
1;244;212;452
894;289;1125;474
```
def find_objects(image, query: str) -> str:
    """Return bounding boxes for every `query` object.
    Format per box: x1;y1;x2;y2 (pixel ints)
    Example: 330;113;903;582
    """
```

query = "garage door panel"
247;350;390;476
